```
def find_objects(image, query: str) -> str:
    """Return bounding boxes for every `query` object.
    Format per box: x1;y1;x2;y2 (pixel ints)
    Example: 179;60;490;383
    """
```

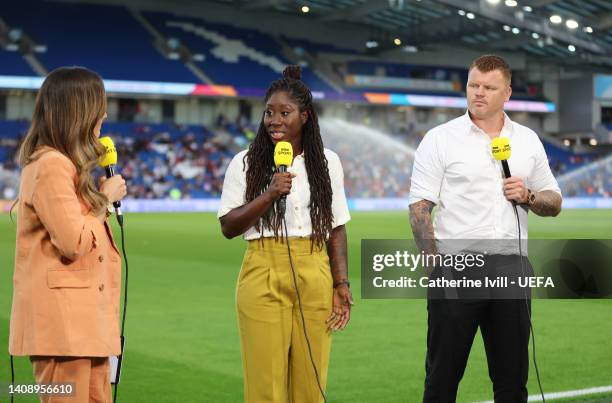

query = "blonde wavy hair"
18;66;108;215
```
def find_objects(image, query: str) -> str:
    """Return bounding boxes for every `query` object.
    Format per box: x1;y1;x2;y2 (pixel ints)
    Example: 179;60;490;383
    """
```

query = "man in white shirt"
409;55;562;402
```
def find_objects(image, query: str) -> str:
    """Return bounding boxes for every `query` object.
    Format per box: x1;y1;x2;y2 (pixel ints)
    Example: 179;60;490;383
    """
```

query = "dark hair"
244;65;333;250
469;55;512;84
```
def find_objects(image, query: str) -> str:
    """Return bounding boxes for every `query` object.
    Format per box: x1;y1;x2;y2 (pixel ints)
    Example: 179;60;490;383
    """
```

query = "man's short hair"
469;55;512;84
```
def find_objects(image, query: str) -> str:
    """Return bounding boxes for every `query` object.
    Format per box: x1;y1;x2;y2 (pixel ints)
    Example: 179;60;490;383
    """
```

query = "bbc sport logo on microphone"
274;141;293;167
99;136;118;167
491;137;511;161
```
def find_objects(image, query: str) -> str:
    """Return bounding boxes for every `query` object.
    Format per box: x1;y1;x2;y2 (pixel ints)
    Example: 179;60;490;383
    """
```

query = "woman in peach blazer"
9;66;127;403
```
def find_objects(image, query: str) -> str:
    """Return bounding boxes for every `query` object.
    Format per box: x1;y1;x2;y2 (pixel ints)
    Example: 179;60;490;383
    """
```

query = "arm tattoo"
409;200;437;255
530;190;562;217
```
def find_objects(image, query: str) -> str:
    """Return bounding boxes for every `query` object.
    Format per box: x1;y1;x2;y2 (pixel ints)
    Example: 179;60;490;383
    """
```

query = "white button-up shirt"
409;111;561;240
218;148;351;240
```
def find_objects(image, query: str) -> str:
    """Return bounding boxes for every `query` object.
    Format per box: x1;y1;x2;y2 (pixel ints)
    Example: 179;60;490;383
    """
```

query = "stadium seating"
0;120;239;199
0;50;37;76
542;140;598;175
0;1;546;98
142;11;334;92
558;154;612;198
1;1;201;82
0;120;28;139
0;1;337;91
1;119;607;200
0;1;604;201
344;61;466;87
280;36;355;56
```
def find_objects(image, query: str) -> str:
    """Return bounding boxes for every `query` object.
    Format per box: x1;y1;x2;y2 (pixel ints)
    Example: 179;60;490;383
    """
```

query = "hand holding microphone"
502;177;529;204
271;141;294;215
492;137;529;204
99;137;127;224
267;172;295;200
100;176;127;204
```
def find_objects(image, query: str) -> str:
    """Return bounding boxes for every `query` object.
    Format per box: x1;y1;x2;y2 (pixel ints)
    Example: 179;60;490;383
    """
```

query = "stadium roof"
213;0;612;70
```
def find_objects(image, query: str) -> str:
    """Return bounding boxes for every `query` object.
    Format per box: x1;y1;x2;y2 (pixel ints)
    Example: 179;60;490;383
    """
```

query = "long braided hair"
244;65;333;250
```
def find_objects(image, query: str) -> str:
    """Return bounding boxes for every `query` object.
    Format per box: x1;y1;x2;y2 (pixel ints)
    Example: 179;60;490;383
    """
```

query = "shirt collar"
288;153;304;172
463;110;514;138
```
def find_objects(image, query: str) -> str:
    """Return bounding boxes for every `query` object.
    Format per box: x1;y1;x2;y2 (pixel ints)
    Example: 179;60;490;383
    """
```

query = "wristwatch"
105;203;114;218
526;189;536;207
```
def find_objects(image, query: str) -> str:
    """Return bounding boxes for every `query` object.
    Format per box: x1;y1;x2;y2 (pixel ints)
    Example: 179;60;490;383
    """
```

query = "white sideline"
474;385;612;403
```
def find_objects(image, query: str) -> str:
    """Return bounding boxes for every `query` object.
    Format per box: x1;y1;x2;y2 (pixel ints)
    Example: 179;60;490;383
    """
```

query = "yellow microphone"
274;141;293;171
273;141;293;215
99;136;117;168
491;137;512;178
99;136;123;219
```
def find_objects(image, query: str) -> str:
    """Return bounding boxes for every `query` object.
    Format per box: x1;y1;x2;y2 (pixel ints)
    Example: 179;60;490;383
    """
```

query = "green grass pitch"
1;209;611;402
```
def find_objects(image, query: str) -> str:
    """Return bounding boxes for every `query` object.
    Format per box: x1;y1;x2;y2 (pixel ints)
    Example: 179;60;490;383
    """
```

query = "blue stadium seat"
542;139;597;175
0;50;37;75
0;120;29;138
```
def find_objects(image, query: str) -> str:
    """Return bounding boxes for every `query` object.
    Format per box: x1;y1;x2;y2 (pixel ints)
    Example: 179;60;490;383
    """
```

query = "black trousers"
423;259;532;402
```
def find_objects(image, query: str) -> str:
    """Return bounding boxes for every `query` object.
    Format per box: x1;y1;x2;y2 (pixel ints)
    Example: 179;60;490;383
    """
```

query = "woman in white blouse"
218;65;353;403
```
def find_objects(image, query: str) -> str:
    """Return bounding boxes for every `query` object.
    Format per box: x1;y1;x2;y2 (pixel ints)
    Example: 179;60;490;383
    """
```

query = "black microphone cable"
512;203;546;403
113;212;129;403
281;216;328;403
9;355;14;403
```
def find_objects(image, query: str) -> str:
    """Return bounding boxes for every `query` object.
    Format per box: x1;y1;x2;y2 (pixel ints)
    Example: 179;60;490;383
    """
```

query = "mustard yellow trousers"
236;237;333;403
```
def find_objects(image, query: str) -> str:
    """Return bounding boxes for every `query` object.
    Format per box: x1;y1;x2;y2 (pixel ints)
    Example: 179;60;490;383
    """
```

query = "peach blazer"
9;146;121;357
